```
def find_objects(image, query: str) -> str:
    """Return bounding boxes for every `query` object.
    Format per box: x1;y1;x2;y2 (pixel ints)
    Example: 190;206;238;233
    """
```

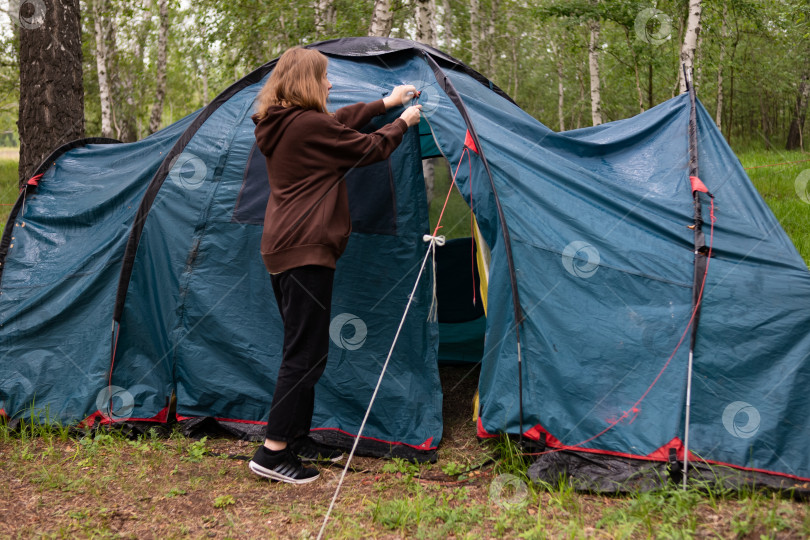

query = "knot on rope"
423;234;445;322
422;234;446;246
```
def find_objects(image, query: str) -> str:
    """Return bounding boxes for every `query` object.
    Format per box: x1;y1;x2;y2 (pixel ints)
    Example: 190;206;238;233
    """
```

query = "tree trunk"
201;56;210;104
715;1;727;129
759;90;771;141
368;0;393;37
511;34;519;98
678;0;702;94
148;0;169;134
415;0;438;47
469;0;480;68
577;67;585;129
485;0;500;74
624;28;644;114
786;73;809;151
18;0;84;186
422;157;435;207
726;17;740;142
695;20;704;93
727;63;735;143
588;20;603;126
315;0;335;38
415;0;438;204
551;40;565;131
441;0;452;50
114;0;152;143
92;0;113;138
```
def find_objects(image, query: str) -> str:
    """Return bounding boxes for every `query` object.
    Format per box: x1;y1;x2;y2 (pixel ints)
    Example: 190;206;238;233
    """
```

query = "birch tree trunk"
415;0;438;46
577;67;585;129
715;1;727;129
148;0;169;134
315;0;335;38
201;56;210;104
92;0;113;138
624;29;644;113
551;40;565;131
441;0;452;50
18;0;84;184
415;0;438;209
368;0;393;37
485;0;500;74
588;20;603;126
678;0;702;94
511;32;519;97
469;0;480;68
695;21;704;92
115;0;152;142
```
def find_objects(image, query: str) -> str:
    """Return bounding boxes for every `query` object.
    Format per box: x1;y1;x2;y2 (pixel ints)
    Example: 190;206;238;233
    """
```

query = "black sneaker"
290;436;344;463
249;446;319;484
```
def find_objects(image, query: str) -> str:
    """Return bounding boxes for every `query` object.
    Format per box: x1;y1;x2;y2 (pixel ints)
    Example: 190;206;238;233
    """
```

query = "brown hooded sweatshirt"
252;99;408;274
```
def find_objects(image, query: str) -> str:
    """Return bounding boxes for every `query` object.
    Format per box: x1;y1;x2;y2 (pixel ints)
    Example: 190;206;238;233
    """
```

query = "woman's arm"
313;103;422;169
334;100;387;130
334;85;420;130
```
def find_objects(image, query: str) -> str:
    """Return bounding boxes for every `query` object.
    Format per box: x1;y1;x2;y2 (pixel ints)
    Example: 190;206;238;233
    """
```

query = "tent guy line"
318;233;444;540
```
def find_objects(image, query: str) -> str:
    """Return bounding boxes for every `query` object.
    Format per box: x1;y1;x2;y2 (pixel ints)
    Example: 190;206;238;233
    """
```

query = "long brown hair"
254;48;329;119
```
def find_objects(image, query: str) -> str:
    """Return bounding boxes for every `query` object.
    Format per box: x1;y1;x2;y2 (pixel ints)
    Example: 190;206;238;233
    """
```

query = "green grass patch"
1;412;808;538
428;158;474;240
0;156;19;237
736;149;810;267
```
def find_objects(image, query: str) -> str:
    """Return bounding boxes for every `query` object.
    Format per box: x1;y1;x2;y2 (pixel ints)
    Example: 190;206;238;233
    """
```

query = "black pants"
265;265;335;442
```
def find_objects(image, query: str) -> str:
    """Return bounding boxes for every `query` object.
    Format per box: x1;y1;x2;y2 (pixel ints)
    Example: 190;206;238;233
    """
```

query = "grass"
736;148;810;267
0;154;18;238
1;419;807;538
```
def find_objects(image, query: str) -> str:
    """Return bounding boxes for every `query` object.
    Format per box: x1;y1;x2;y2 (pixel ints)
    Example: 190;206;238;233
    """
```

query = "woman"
249;47;422;484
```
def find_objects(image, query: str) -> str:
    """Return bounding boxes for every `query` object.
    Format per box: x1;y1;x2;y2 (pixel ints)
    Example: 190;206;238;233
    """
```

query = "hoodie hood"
251;106;310;158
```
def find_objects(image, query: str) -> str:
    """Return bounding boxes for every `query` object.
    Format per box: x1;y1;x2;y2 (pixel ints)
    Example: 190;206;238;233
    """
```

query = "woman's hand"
399;105;423;127
384;85;419;109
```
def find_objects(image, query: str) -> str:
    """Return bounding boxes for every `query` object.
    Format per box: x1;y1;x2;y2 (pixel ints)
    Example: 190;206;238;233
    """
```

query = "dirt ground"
0;364;497;539
2;364;808;539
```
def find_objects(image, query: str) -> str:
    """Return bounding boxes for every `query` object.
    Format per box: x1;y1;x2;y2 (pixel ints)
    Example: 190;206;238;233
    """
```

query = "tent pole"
683;63;703;490
516;324;524;443
683;350;693;489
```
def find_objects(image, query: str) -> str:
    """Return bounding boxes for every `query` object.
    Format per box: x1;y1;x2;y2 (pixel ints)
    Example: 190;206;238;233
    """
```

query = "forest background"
2;0;809;185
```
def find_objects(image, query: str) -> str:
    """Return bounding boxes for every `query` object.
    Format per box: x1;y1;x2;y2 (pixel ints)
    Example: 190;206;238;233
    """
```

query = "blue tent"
2;38;809;487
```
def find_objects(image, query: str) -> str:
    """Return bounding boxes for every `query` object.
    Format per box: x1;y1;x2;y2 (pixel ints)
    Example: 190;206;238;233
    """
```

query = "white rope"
317;234;444;540
424;234;445;322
